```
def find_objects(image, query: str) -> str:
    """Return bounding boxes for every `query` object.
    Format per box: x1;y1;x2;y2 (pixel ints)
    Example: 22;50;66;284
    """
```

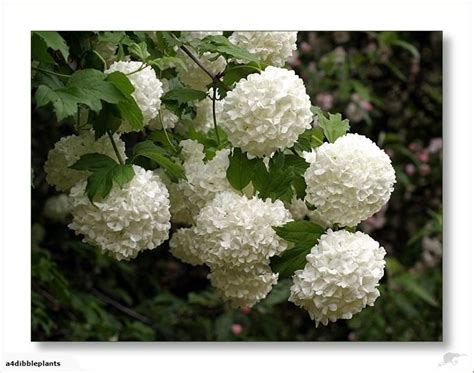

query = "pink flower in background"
404;164;416;176
287;52;301;67
231;324;243;335
361;100;373;112
428;138;442;153
316;92;334;111
299;41;312;54
417;149;430;163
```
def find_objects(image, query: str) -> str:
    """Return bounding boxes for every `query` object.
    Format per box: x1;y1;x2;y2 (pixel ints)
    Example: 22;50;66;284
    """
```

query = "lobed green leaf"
132;140;185;181
33;31;69;61
226;148;259;191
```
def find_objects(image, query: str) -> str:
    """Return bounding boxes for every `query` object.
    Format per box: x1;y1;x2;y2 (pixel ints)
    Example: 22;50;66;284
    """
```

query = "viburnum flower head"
44;130;126;192
220;66;312;157
304;133;396;227
177;49;226;91
175;139;234;218
43;194;72;223
208;265;278;308
105;61;163;131
229;31;297;67
169;227;204;266
68;165;171;261
188;191;293;270
289;229;386;327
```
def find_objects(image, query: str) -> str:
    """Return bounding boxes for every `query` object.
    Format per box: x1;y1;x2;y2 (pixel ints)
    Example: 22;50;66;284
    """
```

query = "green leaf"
198;35;262;64
36;69;138;123
116;98;144;130
270;245;311;278
35;85;78;121
33;31;69;61
104;71;134;95
98;31;128;45
397;274;438;307
226;148;259;191
292;175;307;199
160;32;183;48
69;153;117;172
271;220;325;277
315;110;350;143
148;130;179;154
284;154;310;176
106;72;144;130
273;220;325;250
132;140;185;181
70;153;135;202
31;34;55;65
86;169;114;201
162;88;207;105
253;152;295;202
91;103;122;139
149;56;187;71
128;42;150;61
111;164;135;188
294;127;325;153
260;279;292;306
251;161;270;192
223;63;261;86
392;40;420;59
67;69;124;106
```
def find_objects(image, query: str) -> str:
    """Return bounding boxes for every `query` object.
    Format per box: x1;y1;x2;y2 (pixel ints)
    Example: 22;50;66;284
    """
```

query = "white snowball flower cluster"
169;227;204;266
148;106;179;130
44;131;126;192
170;191;292;307
180;31;223;43
208;265;278;308
229;31;297;67
221;66;312;157
43;194;71;223
304;133;396;227
192;93;224;133
68;165;171;261
105;61;163;131
175;139;234;218
177;50;226;91
289;229;386;327
193;191;292;270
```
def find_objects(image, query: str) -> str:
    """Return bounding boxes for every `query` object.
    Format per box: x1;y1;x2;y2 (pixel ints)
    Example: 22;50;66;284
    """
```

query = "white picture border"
0;0;472;372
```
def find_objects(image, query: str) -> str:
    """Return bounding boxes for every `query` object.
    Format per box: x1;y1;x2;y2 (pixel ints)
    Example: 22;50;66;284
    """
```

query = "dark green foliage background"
31;31;442;341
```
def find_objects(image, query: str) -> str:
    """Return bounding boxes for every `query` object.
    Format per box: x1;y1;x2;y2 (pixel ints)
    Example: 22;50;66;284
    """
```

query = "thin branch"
159;110;178;153
92;288;152;325
107;130;125;165
32;66;71;78
125;63;147;76
212;86;221;145
180;45;215;81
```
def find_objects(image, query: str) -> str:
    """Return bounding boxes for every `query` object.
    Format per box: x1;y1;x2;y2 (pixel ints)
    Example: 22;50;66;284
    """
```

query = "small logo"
438;352;467;367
